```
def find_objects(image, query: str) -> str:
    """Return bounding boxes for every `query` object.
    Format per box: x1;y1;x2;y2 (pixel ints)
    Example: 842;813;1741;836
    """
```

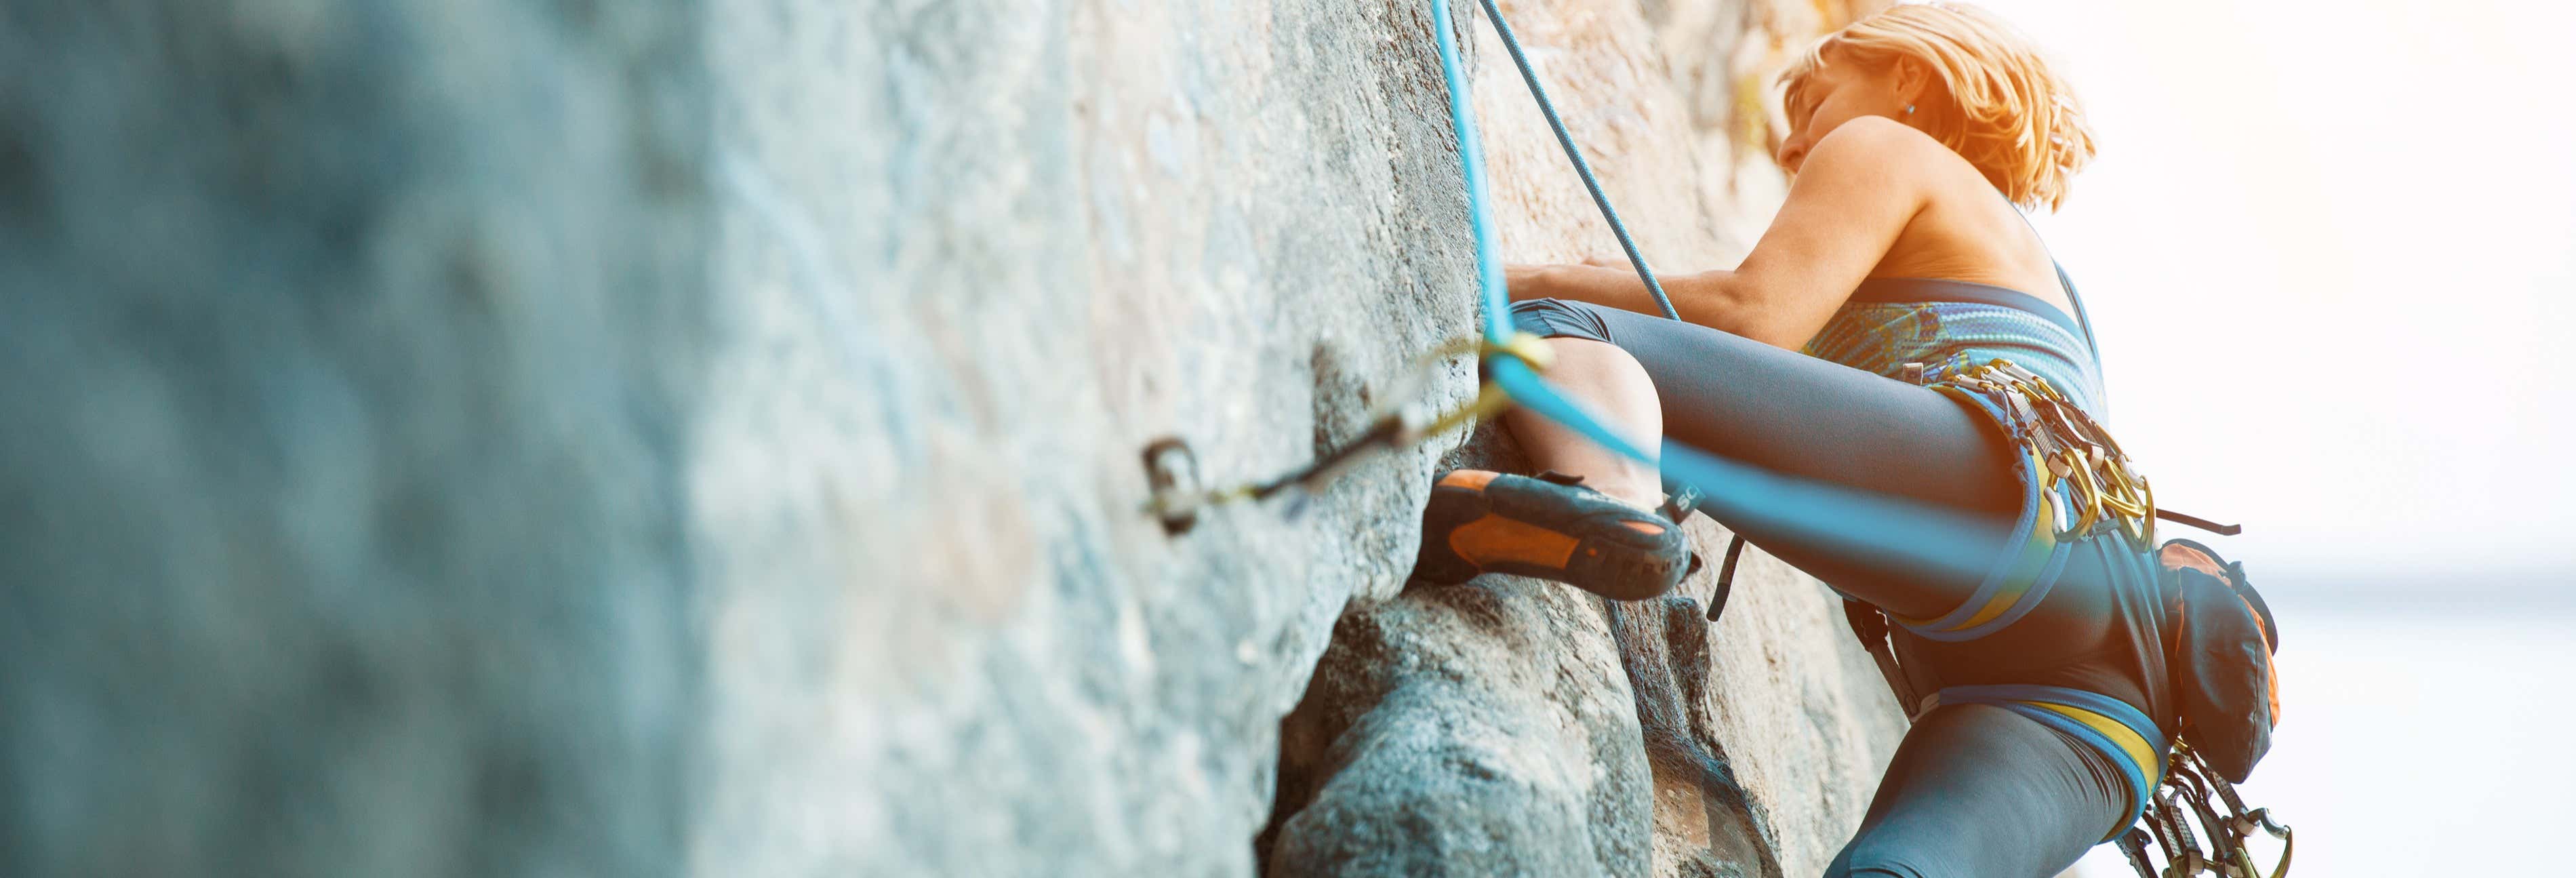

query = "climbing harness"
1844;361;2291;873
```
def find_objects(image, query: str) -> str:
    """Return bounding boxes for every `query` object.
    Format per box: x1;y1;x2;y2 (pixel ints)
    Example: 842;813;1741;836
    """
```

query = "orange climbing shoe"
1413;469;1694;601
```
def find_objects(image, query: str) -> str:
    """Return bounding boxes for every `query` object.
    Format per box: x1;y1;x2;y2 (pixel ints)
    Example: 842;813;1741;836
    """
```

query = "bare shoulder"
1790;119;1968;220
1815;120;2066;299
1813;114;1941;152
1805;116;1963;183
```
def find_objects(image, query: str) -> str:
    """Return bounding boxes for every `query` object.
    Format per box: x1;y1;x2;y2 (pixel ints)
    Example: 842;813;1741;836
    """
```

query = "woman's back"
1802;121;2108;413
1863;133;2076;315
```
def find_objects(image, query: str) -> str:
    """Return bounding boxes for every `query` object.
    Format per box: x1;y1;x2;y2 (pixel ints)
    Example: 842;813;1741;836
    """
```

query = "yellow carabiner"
1405;332;1556;441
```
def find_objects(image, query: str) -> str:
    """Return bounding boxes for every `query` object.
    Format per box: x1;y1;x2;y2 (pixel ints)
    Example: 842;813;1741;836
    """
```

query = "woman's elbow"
1676;275;1805;348
1674;276;1756;335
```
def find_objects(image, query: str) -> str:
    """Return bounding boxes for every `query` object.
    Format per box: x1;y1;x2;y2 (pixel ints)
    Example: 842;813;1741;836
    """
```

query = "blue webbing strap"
1422;0;2002;586
2055;262;2105;370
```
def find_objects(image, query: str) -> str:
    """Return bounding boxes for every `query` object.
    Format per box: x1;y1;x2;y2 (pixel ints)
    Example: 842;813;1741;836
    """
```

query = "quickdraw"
2117;742;2294;878
1940;359;2157;548
1142;332;1556;533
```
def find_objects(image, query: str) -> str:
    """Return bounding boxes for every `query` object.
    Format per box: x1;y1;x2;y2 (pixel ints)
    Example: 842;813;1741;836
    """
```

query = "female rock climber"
1411;4;2186;875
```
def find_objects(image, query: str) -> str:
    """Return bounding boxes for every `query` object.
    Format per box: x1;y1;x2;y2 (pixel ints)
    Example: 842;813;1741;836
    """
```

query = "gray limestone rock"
1262;1;1908;875
1266;574;1655;877
2;1;706;875
3;0;1899;876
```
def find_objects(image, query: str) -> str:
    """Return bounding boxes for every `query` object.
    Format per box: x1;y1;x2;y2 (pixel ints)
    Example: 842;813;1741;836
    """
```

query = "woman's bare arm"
1502;263;1731;321
1507;117;1933;349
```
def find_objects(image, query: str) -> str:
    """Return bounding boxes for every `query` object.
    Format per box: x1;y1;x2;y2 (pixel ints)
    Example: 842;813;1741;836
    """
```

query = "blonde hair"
1777;3;2096;211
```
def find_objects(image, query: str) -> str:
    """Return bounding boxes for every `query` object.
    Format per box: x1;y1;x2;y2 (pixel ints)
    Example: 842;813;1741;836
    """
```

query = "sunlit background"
1960;0;2576;873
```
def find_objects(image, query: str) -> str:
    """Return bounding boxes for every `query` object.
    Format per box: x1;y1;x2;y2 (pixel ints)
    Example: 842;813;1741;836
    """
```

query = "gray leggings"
1508;298;2133;877
1828;704;2130;877
1506;298;2024;617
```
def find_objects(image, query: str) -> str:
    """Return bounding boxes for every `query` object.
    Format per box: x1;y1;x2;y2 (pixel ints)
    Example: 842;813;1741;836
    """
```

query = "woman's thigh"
1508;298;2024;616
1826;704;2126;878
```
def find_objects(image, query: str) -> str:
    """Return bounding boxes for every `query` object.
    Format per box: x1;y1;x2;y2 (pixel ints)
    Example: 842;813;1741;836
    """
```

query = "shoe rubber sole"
1414;470;1691;601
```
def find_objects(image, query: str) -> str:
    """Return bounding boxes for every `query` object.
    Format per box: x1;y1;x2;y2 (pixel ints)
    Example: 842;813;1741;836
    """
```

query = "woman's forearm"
1507;264;1761;336
1506;264;1651;313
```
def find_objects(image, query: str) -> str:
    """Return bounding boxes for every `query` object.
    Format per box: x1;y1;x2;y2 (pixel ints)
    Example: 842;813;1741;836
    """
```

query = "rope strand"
1472;0;1682;322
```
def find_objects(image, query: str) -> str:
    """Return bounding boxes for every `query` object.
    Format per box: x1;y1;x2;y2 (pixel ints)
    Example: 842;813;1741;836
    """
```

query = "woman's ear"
1890;57;1935;110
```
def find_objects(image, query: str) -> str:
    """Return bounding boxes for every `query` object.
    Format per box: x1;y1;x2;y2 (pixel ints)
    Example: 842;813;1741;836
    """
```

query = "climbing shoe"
1413;469;1693;601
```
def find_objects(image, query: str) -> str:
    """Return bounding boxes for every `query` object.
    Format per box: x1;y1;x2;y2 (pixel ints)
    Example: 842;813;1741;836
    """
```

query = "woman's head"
1774;3;2096;210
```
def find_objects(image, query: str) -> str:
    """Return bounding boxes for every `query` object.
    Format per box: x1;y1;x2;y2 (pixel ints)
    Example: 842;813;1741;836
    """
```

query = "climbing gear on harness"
1704;534;1746;622
2157;508;2242;536
1414;469;1694;600
1141;332;1556;533
2116;741;2294;878
1935;359;2156;548
1845;597;1920;715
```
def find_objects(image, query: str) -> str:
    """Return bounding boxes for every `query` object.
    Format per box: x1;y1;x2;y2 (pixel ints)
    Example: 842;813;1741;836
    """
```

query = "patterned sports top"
1803;275;2106;418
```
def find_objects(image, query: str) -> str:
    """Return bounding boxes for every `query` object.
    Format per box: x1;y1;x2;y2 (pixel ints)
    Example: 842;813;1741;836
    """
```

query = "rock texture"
693;0;1485;873
1266;3;1906;877
2;2;706;875
4;0;1895;877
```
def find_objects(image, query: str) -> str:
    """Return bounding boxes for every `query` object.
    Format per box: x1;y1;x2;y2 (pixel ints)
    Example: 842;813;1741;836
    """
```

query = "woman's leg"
1416;324;1692;597
1500;337;1666;510
1825;704;2128;878
1503;298;2024;619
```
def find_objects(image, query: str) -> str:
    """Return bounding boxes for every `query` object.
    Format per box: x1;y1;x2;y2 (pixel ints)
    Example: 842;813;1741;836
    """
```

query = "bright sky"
1962;0;2576;594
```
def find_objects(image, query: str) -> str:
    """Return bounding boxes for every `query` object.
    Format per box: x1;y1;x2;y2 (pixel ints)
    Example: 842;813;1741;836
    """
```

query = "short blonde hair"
1777;3;2096;211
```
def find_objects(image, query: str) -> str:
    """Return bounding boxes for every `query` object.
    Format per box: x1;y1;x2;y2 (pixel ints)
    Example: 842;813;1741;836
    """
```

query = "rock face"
3;3;707;875
1264;3;1906;877
4;0;1895;877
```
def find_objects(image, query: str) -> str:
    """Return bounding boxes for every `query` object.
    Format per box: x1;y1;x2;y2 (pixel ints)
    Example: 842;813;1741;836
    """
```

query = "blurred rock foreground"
1;0;1897;875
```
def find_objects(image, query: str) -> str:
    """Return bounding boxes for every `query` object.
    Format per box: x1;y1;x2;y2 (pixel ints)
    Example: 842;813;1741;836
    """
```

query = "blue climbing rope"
1424;0;1514;347
1423;0;2002;585
1472;0;1681;323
